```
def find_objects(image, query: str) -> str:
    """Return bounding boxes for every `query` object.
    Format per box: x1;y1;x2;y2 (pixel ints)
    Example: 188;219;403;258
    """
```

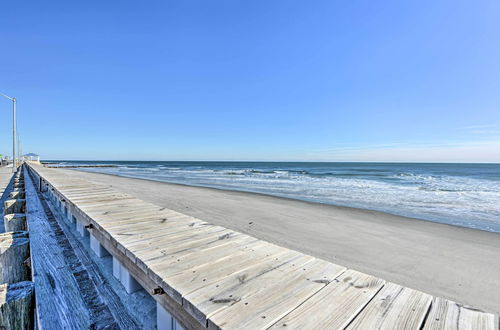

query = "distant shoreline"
44;160;500;165
44;164;118;168
61;160;500;234
71;167;481;232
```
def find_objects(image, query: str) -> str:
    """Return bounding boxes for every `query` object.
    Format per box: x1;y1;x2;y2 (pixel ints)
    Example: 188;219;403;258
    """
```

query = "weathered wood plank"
126;228;233;260
99;211;195;231
98;212;197;230
0;281;34;330
113;222;225;249
0;231;30;284
267;269;384;330
345;282;432;329
206;258;346;329
182;249;304;324
3;199;26;214
423;297;498;330
141;232;251;276
152;238;264;281
25;169;92;328
3;214;26;232
170;247;299;299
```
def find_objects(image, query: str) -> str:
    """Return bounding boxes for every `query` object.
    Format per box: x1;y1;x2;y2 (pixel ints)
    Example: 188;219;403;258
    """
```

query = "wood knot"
211;297;240;304
218;233;231;240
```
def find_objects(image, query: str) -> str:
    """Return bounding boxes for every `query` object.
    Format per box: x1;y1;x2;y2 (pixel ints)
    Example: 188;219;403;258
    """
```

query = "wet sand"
63;169;500;313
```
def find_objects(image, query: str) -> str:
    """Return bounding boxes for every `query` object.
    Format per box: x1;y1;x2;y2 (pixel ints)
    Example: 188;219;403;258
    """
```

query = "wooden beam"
0;281;34;329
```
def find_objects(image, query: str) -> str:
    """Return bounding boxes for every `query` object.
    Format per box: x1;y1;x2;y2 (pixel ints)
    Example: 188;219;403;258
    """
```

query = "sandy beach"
60;168;500;314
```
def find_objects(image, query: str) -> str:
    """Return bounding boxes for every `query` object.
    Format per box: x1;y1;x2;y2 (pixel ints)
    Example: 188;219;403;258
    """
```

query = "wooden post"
0;232;30;284
8;191;25;199
157;302;174;330
0;281;34;329
4;214;27;232
90;234;110;258
3;199;26;215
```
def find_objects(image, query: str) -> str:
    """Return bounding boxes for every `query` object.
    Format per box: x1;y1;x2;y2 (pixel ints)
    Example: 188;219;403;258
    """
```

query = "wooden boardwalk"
26;163;498;330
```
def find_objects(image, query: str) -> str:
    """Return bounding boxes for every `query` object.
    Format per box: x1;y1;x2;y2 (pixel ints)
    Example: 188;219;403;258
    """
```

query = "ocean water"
49;161;500;233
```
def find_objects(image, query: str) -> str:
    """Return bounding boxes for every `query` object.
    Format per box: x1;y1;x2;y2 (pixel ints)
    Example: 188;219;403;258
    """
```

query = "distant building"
22;153;40;162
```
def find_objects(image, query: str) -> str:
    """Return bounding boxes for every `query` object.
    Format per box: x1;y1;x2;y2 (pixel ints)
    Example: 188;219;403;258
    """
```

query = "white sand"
65;169;500;313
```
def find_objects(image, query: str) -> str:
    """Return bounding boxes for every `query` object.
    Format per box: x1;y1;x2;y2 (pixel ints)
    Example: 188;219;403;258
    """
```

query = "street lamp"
0;92;17;172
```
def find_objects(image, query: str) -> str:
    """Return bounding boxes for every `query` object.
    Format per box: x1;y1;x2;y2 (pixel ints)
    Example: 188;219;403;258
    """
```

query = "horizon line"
42;159;500;165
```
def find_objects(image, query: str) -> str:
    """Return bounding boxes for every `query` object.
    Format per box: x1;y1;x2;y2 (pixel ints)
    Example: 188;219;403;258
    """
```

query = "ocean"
48;161;500;233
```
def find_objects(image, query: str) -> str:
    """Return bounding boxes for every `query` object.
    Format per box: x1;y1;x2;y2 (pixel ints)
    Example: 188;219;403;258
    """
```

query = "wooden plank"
181;249;304;323
0;281;35;329
97;212;198;230
25;167;93;328
267;269;384;330
345;282;432;329
206;257;346;329
92;205;180;219
117;228;233;264
99;211;194;229
169;248;300;298
67;191;135;201
117;228;229;259
142;231;249;270
182;254;314;325
102;217;200;238
61;188;113;196
72;198;143;210
114;223;226;250
423;297;498;330
108;226;233;267
141;232;252;276
82;202;169;217
151;238;267;281
66;195;134;206
0;231;30;284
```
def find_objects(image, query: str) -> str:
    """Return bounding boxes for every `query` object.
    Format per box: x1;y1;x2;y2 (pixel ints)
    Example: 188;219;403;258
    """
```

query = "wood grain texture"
3;214;26;232
25;168;92;328
345;282;432;329
0;281;34;330
0;231;30;284
268;269;384;330
423;297;498;330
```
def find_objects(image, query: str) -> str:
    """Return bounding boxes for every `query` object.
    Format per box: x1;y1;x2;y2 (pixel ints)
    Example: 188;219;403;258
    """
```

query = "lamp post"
0;92;17;172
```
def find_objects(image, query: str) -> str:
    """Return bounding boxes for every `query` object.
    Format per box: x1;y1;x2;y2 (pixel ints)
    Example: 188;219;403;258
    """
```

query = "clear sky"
1;0;499;162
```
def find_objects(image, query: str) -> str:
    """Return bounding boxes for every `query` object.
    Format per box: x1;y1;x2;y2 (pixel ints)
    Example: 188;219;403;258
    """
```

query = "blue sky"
1;0;499;162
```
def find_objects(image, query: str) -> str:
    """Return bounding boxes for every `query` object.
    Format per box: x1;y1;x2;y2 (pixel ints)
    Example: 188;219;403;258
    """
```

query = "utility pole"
1;92;17;172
